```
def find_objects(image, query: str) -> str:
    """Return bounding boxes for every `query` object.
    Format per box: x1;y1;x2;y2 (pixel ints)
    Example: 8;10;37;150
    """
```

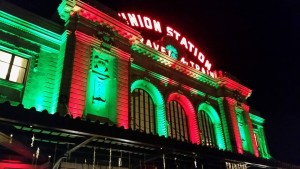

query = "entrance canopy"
0;102;291;168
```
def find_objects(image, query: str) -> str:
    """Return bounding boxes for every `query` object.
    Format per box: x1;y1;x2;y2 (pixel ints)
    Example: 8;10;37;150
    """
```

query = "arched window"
198;110;217;147
198;103;226;150
167;100;189;142
130;88;156;134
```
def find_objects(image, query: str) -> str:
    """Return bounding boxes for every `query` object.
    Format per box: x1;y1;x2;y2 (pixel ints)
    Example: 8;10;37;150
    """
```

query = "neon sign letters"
119;13;216;78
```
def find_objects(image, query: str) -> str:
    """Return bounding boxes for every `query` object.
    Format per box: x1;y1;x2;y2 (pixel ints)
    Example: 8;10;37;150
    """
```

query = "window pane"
9;66;26;83
130;88;155;134
0;52;28;84
0;51;12;63
14;56;28;68
168;101;188;141
0;62;9;79
198;110;216;147
145;113;149;121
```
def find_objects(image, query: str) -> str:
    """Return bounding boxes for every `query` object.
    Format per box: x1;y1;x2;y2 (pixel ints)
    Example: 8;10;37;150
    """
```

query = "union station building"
0;0;298;168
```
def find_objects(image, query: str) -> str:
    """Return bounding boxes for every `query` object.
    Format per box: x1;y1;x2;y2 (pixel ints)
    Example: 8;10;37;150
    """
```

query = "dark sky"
8;0;300;165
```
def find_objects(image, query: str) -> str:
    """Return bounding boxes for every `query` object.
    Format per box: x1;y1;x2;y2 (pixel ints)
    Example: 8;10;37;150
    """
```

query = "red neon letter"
193;47;198;57
180;36;188;50
209;71;216;78
146;39;152;48
197;52;205;63
119;13;129;25
188;41;195;53
127;13;139;26
190;61;195;67
204;60;212;70
201;67;206;74
166;26;174;37
137;15;144;27
143;16;153;30
120;13;127;21
195;64;200;70
153;42;160;50
153;20;162;33
180;57;188;65
173;30;181;40
161;46;166;53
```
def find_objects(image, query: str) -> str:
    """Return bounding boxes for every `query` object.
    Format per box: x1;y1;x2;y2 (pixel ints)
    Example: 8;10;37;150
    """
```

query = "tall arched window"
198;110;217;147
130;88;156;134
167;100;189;142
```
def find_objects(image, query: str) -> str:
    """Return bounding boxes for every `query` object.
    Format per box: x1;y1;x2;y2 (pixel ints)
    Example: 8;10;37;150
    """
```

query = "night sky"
7;0;300;165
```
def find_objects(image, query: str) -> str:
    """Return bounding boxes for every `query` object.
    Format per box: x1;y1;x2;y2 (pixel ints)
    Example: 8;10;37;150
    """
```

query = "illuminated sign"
118;13;216;78
225;162;247;169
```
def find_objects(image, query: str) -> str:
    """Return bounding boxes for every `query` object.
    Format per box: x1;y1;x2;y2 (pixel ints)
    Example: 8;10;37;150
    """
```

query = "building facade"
0;0;297;168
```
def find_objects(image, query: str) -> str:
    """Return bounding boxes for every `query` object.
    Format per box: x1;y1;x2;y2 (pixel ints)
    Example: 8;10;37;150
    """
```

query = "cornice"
0;11;64;46
218;76;252;99
131;42;219;89
249;113;265;125
58;0;141;44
